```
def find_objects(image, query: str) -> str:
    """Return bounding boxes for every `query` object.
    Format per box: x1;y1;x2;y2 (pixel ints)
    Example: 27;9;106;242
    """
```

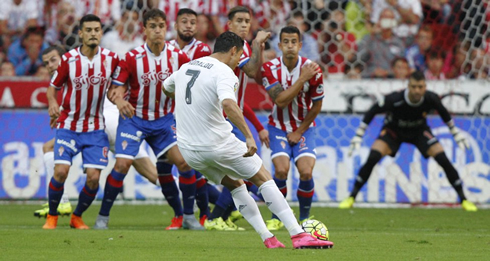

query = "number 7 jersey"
112;43;190;121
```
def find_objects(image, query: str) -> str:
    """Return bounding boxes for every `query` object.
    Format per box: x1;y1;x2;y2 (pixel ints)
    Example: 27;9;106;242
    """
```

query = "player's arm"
243;102;269;148
432;92;469;149
162;72;176;99
223;99;257;157
242;31;271;81
267;63;318;109
287;99;322;145
46;86;60;128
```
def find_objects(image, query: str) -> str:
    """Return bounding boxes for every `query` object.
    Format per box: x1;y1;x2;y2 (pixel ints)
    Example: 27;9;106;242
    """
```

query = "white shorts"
179;136;262;185
104;108;149;159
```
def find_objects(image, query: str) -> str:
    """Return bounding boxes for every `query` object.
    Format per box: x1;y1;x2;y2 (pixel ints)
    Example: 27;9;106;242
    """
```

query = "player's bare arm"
268;63;318;109
242;31;271;79
108;83;135;119
162;85;175;99
222;98;257;157
287;99;323;145
46;86;60;128
107;83;127;103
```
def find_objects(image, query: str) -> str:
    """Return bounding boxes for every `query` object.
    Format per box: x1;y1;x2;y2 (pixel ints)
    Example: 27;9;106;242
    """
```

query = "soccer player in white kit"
163;31;333;249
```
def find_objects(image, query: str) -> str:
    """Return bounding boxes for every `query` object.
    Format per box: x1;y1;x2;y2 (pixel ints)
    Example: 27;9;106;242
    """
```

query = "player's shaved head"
143;8;166;27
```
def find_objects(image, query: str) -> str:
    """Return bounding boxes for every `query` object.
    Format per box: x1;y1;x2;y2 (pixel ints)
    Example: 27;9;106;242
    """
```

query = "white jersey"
163;56;238;151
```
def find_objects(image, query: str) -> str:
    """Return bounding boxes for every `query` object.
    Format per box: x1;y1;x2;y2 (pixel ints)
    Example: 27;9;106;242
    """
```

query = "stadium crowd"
0;0;489;80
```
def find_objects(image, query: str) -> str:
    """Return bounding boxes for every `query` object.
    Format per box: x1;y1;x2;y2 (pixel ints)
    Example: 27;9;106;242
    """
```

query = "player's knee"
114;158;132;173
274;167;289;180
53;166;69;183
298;171;313;181
85;173;101;189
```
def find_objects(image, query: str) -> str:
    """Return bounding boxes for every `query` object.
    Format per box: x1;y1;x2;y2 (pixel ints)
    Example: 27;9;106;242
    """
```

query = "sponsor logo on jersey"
140;69;170;86
275;135;287;141
238;204;247;212
56;139;77;152
73;72;108;90
121;132;141;142
68;57;79;63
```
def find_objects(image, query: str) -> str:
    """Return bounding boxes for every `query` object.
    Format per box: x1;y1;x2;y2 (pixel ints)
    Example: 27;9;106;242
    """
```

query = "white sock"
259;180;304;236
44;151;69;204
231;184;273;241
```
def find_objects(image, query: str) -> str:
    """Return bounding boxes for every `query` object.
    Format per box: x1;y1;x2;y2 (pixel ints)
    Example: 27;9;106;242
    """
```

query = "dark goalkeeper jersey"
362;89;452;130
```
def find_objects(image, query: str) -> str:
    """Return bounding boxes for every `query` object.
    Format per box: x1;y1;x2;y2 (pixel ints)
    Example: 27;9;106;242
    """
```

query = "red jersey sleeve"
50;55;69;89
178;51;191;68
193;43;212;60
112;52;131;86
308;67;325;102
261;63;279;91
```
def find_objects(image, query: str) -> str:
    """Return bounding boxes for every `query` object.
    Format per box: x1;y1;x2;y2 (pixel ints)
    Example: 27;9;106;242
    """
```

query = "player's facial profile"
176;13;197;42
42;50;61;76
231;48;244;69
408;79;426;103
227;12;251;39
144;17;167;43
279;33;302;59
79;21;102;48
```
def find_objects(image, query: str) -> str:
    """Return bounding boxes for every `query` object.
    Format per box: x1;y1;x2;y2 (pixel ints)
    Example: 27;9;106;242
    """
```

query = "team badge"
316;84;324;94
262;77;269;87
58;146;64;156
122;140;128;150
102;147;109;158
280;141;286;149
171;124;177;134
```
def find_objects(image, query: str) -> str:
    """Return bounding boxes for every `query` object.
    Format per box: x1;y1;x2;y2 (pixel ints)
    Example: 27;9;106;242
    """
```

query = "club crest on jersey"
280;141;286;149
316;84;324;94
113;66;121;79
73;72;107;90
171;124;176;134
102;147;109;158
122;140;128;150
234;82;238;92
140;69;170;86
58;146;64;156
262;77;269;87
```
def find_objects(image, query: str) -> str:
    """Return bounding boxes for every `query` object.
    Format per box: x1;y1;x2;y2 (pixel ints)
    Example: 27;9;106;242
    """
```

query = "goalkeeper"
340;71;477;211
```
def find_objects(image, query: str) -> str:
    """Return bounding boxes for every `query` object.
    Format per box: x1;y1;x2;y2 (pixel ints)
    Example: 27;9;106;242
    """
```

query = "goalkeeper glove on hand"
348;125;366;156
450;126;469;150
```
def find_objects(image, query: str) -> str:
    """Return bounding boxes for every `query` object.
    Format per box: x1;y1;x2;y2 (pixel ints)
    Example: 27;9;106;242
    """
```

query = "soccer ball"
301;219;329;241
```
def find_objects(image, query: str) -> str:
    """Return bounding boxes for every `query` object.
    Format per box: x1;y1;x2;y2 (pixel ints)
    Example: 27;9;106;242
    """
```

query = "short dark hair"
279;26;301;41
24;26;45;39
79;14;102;29
228;6;250;21
213;31;244;54
391;57;409;67
410;71;425;81
177;8;197;18
426;48;446;60
42;45;66;57
143;8;166;27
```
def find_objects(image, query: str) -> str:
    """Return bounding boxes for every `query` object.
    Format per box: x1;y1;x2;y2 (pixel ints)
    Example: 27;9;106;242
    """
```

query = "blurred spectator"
345;0;373;42
359;8;405;78
389;56;409;79
466;47;490;79
158;0;204;40
0;61;16;77
0;0;39;48
318;9;357;74
35;66;51;81
254;0;291;33
270;12;321;63
444;40;470;79
7;26;48;76
424;49;446;80
45;1;79;50
421;0;451;24
405;25;433;72
101;10;144;56
344;62;364;79
195;13;217;49
75;0;121;26
371;0;423;44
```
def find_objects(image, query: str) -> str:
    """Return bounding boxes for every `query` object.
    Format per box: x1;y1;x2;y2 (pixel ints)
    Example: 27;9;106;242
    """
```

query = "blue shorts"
268;125;316;162
54;129;109;169
115;114;177;159
228;120;246;142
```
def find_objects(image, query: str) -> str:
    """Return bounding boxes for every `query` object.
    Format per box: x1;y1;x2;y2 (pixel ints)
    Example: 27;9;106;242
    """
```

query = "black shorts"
377;126;439;158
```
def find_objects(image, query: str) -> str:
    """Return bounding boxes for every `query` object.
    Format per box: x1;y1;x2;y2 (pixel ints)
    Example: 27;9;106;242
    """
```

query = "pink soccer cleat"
264;236;285;249
291;233;334;249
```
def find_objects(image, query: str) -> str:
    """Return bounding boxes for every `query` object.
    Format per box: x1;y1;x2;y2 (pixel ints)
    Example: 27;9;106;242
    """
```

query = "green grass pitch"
0;203;488;260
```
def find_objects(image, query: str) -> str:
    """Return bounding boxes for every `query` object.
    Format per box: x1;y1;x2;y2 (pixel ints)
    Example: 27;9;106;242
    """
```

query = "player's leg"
194;171;210;223
154;160;184;229
424;137;477;211
43;129;80;229
132;150;158;185
340;129;396;209
71;168;101;229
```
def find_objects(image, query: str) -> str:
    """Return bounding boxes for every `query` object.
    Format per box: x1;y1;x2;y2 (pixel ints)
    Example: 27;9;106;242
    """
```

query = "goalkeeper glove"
450;126;469;150
348;124;367;156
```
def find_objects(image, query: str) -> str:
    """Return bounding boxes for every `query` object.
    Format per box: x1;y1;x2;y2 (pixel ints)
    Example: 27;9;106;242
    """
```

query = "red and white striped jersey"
159;0;204;23
261;56;324;132
168;38;211;60
234;41;252;110
112;43;190;121
50;47;119;132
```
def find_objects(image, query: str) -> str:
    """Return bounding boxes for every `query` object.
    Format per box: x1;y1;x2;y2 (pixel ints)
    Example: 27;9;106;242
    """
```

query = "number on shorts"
185;69;200;104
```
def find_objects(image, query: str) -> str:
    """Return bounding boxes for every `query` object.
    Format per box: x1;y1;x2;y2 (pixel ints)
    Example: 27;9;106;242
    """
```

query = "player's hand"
300;63;319;82
258;129;270;148
243;137;257;157
348;126;366;156
451;127;469;150
115;98;135;119
254;30;271;44
48;102;60;128
287;131;302;146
